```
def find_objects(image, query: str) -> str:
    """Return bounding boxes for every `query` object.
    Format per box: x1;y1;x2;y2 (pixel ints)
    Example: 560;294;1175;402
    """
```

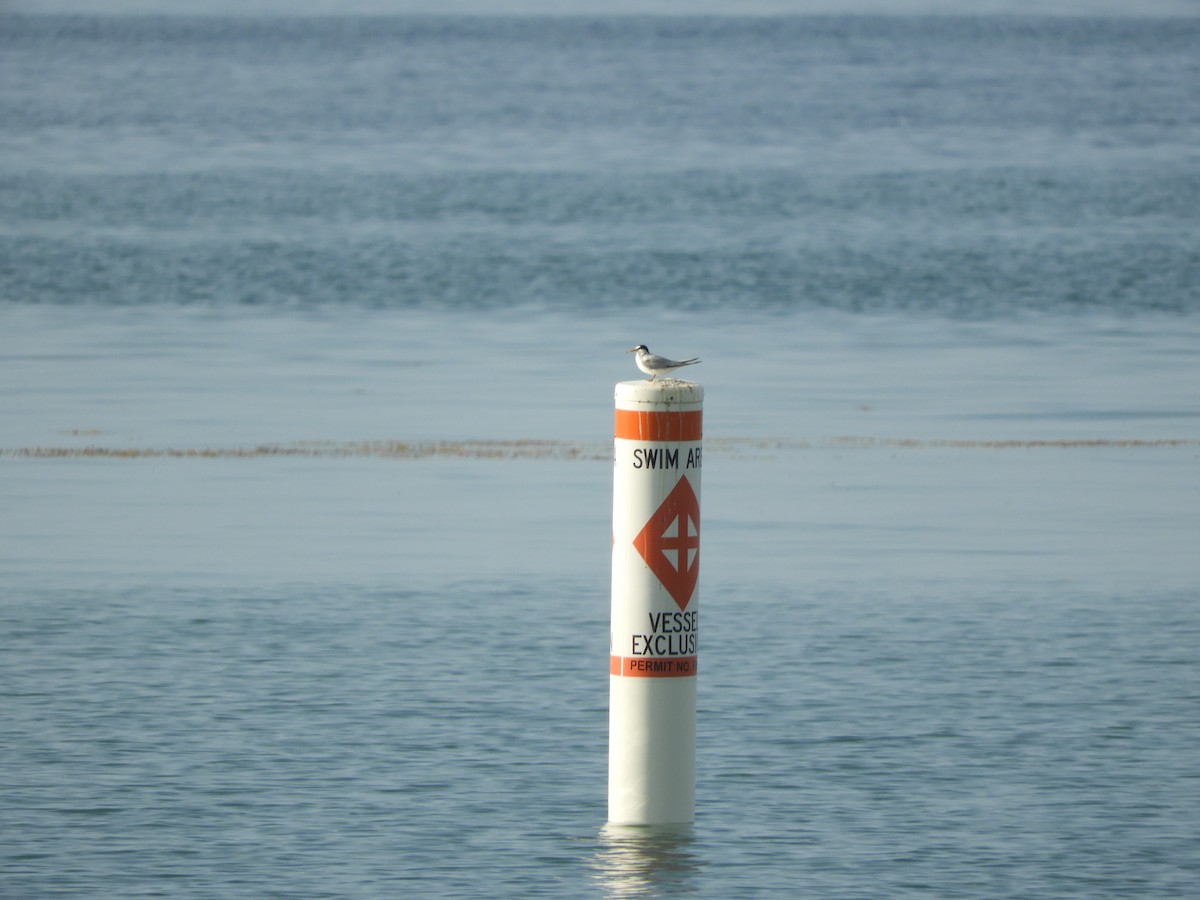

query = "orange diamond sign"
633;475;700;611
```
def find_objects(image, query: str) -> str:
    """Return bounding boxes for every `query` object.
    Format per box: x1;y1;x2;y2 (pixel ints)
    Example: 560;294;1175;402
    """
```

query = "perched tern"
627;344;701;381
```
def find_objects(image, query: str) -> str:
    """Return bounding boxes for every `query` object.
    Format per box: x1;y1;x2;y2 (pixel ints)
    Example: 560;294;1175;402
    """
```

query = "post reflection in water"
590;824;703;897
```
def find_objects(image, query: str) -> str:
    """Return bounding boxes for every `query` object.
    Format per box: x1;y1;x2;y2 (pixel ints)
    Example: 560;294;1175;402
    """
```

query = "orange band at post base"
614;409;702;442
610;655;698;678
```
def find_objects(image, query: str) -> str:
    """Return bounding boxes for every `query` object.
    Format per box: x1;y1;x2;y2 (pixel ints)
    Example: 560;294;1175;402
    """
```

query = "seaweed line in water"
3;436;1197;461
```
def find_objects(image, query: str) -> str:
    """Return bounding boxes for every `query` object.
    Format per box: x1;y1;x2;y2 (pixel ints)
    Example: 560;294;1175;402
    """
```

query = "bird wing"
643;352;700;368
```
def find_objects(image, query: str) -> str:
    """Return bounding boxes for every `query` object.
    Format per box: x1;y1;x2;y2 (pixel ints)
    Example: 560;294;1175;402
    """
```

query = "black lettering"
629;612;701;657
632;448;687;470
644;611;700;637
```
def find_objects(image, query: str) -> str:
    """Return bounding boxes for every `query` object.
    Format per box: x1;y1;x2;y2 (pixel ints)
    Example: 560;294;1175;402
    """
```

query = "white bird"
627;344;701;381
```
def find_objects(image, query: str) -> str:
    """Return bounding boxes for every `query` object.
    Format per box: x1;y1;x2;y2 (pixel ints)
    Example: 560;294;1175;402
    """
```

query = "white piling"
608;378;703;826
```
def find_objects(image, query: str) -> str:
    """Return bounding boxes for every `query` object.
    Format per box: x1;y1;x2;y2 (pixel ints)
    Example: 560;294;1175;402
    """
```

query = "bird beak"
626;347;637;353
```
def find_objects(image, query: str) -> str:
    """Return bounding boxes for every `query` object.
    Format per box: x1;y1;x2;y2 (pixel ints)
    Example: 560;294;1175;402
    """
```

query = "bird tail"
680;358;700;365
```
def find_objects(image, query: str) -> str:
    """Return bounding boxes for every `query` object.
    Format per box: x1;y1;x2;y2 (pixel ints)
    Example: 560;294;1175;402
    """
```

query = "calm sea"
2;10;1199;898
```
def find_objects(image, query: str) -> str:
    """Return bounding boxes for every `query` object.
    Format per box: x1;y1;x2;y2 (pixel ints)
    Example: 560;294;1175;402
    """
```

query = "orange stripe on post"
614;409;702;442
610;655;698;678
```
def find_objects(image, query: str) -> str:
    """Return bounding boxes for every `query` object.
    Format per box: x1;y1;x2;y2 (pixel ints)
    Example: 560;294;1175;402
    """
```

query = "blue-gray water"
2;9;1199;898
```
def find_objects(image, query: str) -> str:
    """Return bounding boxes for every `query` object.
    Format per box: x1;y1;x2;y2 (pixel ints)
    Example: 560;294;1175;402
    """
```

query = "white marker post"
608;379;703;826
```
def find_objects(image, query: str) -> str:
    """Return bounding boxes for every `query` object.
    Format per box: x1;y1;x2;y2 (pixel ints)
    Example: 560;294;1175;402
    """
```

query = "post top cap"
615;379;704;409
